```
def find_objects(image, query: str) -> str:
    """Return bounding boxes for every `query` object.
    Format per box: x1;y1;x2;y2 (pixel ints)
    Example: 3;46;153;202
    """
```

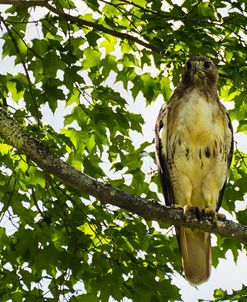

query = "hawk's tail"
178;227;211;285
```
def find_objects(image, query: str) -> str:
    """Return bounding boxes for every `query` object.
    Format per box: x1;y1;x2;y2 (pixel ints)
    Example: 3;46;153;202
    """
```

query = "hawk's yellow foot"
172;204;184;210
183;199;200;217
201;206;217;223
215;212;226;220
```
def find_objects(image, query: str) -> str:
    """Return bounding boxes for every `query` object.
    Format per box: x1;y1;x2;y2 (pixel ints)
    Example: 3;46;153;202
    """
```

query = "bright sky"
0;1;247;301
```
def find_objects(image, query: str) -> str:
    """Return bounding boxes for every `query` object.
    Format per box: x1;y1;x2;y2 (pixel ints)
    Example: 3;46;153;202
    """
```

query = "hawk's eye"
186;62;192;69
204;61;211;68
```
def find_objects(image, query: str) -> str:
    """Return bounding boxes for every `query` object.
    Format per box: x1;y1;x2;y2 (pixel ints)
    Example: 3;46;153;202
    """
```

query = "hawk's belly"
166;91;228;209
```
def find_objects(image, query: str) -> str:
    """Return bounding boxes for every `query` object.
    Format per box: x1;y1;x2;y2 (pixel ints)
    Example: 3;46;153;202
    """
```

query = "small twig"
183;0;203;18
0;15;41;124
0;176;16;223
100;0;142;33
0;0;159;53
118;0;164;16
44;2;159;53
236;146;247;168
6;23;43;60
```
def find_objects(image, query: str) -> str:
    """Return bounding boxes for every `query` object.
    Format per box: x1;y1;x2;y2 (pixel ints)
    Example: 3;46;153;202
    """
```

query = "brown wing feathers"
154;104;174;207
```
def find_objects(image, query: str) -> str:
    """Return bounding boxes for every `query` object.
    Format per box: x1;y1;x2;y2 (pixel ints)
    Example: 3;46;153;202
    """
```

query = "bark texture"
0;108;246;244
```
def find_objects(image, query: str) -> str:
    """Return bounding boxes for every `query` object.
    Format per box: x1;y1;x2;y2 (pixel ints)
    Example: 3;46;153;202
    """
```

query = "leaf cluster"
0;0;246;301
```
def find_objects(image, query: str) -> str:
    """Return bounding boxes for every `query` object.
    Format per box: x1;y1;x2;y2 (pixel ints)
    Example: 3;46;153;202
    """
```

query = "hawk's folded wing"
154;103;174;207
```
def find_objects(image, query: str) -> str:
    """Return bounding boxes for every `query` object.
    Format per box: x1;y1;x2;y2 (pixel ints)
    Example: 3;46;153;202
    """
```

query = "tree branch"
0;0;45;5
0;108;247;243
0;0;160;53
44;2;159;53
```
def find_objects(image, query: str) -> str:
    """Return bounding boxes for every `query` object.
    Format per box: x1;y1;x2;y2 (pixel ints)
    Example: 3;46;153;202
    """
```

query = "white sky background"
0;1;247;301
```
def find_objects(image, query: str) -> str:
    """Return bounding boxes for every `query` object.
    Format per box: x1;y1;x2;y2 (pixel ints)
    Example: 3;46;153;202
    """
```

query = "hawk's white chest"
161;88;229;209
176;89;222;143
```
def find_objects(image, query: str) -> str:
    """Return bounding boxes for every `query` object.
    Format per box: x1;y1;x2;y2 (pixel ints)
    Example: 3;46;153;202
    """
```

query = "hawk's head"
182;56;218;90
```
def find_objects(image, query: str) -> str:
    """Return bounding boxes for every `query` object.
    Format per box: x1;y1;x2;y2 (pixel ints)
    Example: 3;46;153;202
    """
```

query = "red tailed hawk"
155;56;233;284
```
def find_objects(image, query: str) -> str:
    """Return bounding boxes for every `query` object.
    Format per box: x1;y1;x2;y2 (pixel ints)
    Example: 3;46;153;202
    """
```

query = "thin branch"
183;0;203;18
100;0;142;34
0;15;41;124
0;107;247;244
0;0;45;5
9;25;43;60
0;0;159;53
43;2;159;53
236;147;247;168
119;0;154;13
118;0;167;17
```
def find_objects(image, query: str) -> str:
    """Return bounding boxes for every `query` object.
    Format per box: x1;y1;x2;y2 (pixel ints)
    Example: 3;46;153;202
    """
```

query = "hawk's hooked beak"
193;64;198;74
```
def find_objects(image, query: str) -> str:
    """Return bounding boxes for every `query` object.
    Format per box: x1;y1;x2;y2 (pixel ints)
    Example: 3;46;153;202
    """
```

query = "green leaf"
82;48;101;69
100;34;117;54
160;76;172;101
84;0;99;11
26;169;46;188
6;80;24;102
43;52;65;77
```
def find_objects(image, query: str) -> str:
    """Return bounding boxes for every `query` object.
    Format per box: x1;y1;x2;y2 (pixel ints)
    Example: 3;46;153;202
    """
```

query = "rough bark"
0;108;247;244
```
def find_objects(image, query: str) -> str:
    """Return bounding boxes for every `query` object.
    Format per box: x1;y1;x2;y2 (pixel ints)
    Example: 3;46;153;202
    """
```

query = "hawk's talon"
172;204;200;219
183;205;200;218
172;205;184;210
201;206;217;223
184;204;193;213
216;212;225;221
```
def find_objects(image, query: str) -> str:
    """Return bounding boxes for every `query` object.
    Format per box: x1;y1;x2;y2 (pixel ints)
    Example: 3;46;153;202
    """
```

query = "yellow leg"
183;198;193;215
204;205;214;214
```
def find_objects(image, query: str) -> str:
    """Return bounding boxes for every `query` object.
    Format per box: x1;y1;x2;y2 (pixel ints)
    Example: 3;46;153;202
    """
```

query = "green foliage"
214;286;247;301
0;0;246;301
